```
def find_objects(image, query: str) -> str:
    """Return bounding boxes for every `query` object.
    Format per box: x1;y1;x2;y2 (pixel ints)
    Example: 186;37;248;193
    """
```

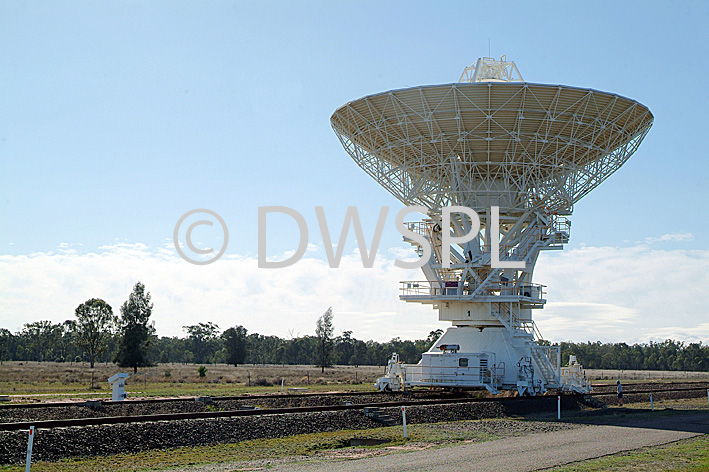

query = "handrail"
400;280;546;300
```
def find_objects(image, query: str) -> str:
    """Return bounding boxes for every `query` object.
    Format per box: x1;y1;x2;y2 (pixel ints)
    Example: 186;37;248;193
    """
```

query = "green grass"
551;435;709;471
0;422;497;472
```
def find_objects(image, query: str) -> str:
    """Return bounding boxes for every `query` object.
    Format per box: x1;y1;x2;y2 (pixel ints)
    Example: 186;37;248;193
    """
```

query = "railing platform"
400;281;546;304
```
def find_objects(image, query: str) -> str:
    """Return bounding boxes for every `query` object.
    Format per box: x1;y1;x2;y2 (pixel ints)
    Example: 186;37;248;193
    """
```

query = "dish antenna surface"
331;56;652;395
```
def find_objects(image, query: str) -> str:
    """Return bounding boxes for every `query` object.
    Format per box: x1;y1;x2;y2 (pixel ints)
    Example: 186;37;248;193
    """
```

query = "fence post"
25;426;35;472
557;395;561;420
401;406;408;438
650;393;654;411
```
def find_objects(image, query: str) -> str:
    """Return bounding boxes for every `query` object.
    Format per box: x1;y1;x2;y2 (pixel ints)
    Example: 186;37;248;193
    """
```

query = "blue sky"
1;1;708;342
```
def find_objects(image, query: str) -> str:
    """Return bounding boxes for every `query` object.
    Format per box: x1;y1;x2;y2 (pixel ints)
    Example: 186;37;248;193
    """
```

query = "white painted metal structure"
331;56;653;395
108;373;130;401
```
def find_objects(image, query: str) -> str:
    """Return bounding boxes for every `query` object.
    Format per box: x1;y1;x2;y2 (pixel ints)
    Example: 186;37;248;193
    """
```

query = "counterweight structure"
331;56;653;395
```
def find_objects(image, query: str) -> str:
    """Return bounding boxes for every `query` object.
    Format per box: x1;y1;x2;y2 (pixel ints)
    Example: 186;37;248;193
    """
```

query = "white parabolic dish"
331;80;653;215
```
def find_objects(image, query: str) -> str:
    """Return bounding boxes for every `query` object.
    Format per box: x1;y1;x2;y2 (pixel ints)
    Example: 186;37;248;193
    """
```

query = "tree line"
0;282;157;372
0;283;441;370
555;339;709;372
2;283;709;372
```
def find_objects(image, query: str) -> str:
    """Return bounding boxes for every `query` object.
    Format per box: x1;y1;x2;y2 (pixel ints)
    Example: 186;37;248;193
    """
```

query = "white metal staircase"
489;302;560;388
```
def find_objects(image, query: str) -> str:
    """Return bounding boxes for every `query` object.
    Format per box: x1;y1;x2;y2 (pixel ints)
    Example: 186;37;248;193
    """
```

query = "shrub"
254;378;272;387
197;366;208;378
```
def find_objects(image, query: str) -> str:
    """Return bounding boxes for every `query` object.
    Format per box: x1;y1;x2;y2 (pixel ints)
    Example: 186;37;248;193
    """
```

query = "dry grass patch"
0;362;383;401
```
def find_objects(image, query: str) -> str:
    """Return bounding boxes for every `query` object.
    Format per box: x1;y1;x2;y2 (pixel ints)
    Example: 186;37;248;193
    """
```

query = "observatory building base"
375;327;568;396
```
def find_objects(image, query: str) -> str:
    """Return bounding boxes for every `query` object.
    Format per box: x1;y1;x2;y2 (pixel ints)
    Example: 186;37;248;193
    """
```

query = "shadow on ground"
511;397;709;435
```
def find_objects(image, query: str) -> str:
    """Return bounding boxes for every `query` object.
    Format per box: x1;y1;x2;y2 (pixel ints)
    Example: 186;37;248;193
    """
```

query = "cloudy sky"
1;1;708;343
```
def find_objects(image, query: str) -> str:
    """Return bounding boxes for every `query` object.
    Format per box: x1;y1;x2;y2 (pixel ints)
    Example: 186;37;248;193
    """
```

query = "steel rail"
586;386;709;396
589;380;709;388
0;390;388;410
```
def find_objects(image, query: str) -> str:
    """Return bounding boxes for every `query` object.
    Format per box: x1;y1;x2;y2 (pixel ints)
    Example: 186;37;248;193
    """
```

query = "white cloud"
0;244;441;341
644;233;694;244
1;241;707;344
639;323;709;344
534;244;709;343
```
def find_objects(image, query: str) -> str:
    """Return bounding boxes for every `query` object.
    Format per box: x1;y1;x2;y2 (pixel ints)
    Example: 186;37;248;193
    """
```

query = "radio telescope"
331;56;653;395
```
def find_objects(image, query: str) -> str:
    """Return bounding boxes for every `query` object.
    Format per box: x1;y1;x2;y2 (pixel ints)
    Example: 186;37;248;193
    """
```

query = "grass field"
0;362;385;401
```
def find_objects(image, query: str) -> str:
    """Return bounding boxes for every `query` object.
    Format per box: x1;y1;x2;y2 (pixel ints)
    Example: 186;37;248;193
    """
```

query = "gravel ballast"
0;398;579;464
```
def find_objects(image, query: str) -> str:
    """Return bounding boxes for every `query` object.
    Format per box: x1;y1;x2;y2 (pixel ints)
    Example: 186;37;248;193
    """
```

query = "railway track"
1;379;706;411
0;395;523;431
1;384;707;432
0;389;388;410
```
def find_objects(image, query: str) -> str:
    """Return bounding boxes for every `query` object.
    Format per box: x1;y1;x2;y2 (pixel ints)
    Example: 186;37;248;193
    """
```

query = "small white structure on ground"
332;56;653;396
108;373;130;401
560;355;592;393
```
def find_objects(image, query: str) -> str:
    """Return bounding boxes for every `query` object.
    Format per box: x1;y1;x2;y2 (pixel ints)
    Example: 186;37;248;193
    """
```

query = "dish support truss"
383;206;583;395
